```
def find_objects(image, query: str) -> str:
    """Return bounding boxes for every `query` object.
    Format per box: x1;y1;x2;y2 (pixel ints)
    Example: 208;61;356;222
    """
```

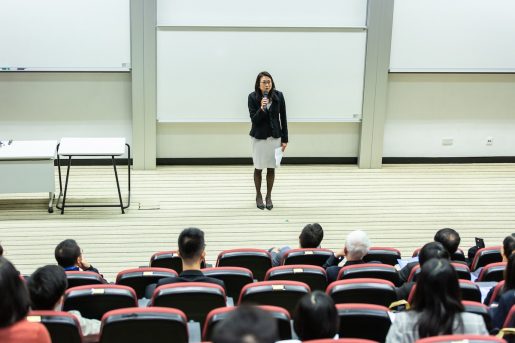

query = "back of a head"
178;227;205;261
412;258;464;337
419;242;450;266
505;253;515;291
28;265;68;310
55;239;81;268
293;291;339;341
345;230;370;260
299;223;324;248
434;228;460;255
0;257;30;328
212;306;279;343
503;235;515;259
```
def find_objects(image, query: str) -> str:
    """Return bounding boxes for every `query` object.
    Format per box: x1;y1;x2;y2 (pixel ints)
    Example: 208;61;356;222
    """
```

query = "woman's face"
259;76;272;94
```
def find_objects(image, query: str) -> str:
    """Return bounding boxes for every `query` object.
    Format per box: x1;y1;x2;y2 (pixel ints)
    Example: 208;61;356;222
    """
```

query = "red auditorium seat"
99;307;188;343
115;267;178;299
63;284;137;320
407;263;471;282
202;305;292;341
281;248;334;267
488;280;505;305
216;248;272;281
363;246;402;266
65;271;106;288
477;262;507;282
336;303;392;342
149;250;183;273
337;263;402;286
151;282;226;325
408;281;482;304
470;246;503;271
462;301;492;332
27;311;82;343
412;247;466;263
201;267;254;300
326;278;397;307
238;280;310;315
265;264;328;291
303;339;378;343
415;335;506;343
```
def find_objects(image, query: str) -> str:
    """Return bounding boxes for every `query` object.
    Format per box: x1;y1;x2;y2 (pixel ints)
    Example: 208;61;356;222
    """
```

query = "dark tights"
254;168;275;202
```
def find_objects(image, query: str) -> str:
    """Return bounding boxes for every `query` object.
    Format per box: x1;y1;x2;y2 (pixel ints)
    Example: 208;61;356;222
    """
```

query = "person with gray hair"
323;230;371;283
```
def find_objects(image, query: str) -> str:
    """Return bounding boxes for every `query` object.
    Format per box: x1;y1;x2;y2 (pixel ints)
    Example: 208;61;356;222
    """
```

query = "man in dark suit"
145;227;224;298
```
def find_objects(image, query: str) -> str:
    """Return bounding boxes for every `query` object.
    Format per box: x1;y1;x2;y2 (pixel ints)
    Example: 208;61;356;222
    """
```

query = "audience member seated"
0;257;51;343
269;223;324;267
399;228;461;283
27;265;100;337
212;305;279;343
491;253;515;330
293;291;339;341
396;242;450;300
54;239;100;274
145;227;224;298
323;230;370;283
386;258;488;343
483;235;515;304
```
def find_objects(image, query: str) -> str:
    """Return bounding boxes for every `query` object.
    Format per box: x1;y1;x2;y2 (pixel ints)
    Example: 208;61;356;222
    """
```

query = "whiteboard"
390;0;515;72
157;0;368;28
157;29;367;122
0;0;131;71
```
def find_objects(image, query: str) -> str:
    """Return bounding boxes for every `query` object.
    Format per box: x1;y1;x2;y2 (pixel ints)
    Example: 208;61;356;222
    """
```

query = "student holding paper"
248;71;288;210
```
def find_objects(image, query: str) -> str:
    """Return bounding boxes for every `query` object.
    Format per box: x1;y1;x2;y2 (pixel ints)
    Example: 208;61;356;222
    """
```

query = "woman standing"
248;71;288;210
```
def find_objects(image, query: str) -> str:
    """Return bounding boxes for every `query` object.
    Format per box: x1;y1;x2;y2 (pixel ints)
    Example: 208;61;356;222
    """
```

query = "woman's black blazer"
248;90;288;143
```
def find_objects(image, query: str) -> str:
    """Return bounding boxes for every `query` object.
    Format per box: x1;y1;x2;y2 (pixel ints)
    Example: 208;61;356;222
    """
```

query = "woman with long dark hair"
386;258;488;342
293;291;339;341
248;71;288;210
0;257;51;343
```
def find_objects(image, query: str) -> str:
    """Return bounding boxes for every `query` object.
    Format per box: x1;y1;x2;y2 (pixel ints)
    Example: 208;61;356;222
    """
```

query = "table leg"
112;156;124;214
61;156;72;214
48;192;54;213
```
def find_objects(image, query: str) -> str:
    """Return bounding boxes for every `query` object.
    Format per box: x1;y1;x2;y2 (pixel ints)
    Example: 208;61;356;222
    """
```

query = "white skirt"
252;137;281;169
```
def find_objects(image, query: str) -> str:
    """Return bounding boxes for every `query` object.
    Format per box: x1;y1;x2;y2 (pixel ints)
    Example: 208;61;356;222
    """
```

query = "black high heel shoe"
265;196;273;210
256;195;265;210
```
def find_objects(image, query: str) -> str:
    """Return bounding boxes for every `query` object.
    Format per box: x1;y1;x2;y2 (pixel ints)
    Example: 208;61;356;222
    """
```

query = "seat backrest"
203;305;292;341
66;271;106;288
216;249;272;281
415;334;506;343
408;263;470;283
338;263;401;286
238;280;310;315
99;307;188;343
265;264;328;291
488;280;505;305
459;280;482;302
470;246;503;271
363;247;401;266
151;282;226;325
201;267;254;300
503;304;515;328
462;301;492;332
149;251;183;273
412;247;465;260
477;262;507;282
326;278;397;307
303;340;378;343
282;248;334;267
27;311;82;343
336;303;392;342
116;267;178;299
63;284;138;320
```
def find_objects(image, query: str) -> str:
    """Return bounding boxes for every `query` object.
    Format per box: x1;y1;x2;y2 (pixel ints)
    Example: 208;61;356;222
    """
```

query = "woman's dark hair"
503;235;515;260
504;253;515;291
254;71;276;98
0;257;30;328
293;291;339;340
411;258;464;338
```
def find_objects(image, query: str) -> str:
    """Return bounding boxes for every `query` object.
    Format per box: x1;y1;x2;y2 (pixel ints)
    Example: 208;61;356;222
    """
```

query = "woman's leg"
254;168;264;209
265;168;275;210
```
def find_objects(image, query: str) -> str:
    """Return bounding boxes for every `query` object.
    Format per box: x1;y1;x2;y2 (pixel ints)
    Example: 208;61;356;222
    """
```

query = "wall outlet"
486;137;493;146
442;138;454;146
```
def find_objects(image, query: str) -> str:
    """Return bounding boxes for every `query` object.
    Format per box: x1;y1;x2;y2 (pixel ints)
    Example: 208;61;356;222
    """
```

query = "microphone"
262;91;268;110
